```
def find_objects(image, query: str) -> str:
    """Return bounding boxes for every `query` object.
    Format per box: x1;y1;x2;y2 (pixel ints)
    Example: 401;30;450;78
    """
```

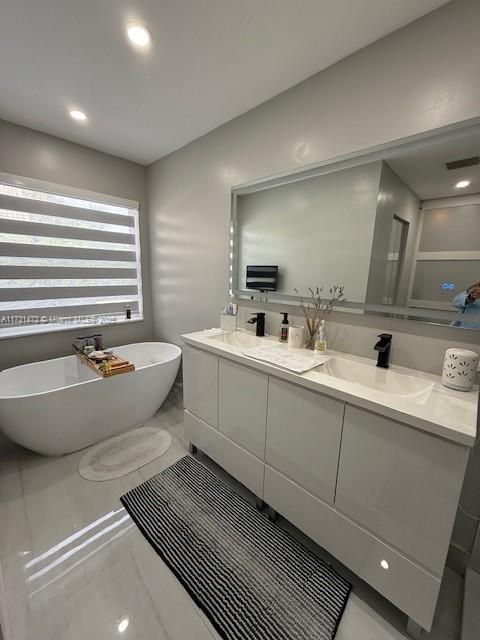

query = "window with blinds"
0;178;143;338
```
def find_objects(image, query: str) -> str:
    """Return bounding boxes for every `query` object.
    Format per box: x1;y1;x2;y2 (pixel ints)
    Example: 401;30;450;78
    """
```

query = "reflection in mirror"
232;123;480;330
236;162;383;304
383;216;408;306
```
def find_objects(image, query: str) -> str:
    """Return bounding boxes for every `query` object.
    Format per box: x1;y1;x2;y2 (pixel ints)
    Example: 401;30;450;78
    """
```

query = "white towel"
243;345;330;373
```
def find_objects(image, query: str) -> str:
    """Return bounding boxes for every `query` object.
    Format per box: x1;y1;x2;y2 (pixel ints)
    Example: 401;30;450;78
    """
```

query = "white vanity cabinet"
182;332;475;635
183;346;266;497
265;378;344;504
183;344;218;427
335;405;470;576
218;359;268;458
184;410;265;497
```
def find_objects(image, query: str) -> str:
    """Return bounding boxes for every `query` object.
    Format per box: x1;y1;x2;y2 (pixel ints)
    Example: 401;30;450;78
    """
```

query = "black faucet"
247;312;266;337
374;333;392;369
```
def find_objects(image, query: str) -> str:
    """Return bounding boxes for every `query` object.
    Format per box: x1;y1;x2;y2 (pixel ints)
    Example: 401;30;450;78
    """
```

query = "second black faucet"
374;333;393;368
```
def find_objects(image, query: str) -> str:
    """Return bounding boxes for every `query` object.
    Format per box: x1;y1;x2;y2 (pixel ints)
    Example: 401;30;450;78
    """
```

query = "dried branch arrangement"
294;285;345;348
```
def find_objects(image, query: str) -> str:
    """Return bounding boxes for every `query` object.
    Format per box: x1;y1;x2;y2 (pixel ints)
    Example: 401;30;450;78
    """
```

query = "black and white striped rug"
121;456;351;640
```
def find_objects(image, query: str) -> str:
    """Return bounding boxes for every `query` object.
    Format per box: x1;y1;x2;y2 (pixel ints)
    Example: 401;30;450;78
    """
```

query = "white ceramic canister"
442;348;479;391
220;314;237;332
287;325;304;349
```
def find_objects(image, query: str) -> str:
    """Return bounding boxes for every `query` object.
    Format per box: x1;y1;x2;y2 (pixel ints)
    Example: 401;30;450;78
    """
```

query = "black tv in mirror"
246;265;278;291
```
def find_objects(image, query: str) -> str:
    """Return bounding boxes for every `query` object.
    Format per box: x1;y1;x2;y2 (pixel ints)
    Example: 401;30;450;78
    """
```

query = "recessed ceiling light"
455;180;470;189
69;109;87;122
127;24;152;47
118;617;129;633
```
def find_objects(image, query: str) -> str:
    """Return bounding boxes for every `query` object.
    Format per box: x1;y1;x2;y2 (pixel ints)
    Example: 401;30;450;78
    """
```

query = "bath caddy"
75;351;135;378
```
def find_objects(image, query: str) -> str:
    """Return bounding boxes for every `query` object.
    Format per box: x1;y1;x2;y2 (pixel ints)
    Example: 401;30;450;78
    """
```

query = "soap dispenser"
279;312;289;342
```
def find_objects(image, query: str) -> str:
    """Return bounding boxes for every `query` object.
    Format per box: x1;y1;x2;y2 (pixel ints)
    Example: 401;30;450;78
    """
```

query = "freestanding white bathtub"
0;342;182;455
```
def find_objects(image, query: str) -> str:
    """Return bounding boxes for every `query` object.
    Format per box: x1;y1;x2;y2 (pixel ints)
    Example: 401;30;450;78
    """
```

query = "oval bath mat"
79;426;172;481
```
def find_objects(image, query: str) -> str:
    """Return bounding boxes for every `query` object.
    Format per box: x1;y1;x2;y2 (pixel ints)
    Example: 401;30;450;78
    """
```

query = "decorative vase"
442;348;479;391
305;320;320;350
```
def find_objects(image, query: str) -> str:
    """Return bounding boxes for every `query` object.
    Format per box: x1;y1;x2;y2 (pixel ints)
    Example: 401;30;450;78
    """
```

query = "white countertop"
182;329;479;447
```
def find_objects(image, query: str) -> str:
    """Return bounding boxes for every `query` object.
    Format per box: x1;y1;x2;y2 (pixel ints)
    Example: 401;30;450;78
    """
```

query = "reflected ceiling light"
69;109;87;122
118;618;129;633
455;180;470;189
380;559;389;570
127;24;152;47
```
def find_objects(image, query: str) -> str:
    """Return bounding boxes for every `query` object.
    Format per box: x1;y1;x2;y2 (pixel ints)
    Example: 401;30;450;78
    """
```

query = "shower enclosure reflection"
383;216;409;306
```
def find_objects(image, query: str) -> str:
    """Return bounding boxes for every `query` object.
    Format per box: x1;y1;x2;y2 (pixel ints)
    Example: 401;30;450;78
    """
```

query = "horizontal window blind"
0;181;143;338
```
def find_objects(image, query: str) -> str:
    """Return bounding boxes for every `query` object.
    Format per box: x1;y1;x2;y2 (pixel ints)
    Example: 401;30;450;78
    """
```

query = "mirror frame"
230;117;480;331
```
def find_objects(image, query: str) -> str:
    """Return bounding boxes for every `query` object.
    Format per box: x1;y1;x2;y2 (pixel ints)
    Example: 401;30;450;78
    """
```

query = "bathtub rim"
0;341;182;401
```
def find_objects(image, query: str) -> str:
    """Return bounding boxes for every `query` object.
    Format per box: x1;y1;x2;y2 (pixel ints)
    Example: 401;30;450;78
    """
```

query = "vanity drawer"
218;359;268;459
335;406;469;575
183;345;219;428
264;465;441;631
266;378;344;504
184;410;264;498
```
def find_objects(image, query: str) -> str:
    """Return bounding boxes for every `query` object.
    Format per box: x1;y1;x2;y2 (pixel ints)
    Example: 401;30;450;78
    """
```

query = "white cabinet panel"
218;359;268;459
266;378;344;504
183;345;218;427
181;340;470;631
184;410;264;497
264;465;441;631
336;405;469;575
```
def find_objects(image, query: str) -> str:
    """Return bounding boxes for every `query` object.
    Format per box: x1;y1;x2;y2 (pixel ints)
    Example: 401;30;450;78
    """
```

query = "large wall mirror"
231;121;480;330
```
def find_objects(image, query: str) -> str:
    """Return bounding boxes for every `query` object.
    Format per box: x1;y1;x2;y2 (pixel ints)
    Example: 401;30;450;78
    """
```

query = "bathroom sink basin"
321;357;435;399
209;331;268;349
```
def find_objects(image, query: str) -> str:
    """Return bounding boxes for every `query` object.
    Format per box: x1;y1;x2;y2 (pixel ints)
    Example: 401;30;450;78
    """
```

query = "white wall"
0;120;153;369
148;0;480;355
237;162;382;302
147;0;480;565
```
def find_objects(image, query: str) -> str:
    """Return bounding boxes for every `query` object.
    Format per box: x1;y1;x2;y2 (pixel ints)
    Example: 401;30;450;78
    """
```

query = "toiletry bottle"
279;312;289;342
314;320;327;353
125;304;131;320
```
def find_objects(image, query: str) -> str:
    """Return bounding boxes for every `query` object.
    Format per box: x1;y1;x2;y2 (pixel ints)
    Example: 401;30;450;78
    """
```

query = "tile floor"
0;385;463;640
